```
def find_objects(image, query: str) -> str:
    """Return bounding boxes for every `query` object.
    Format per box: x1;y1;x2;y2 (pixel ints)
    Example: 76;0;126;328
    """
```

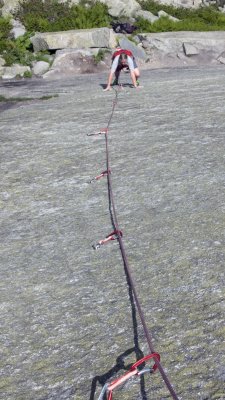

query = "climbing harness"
97;353;160;400
88;87;179;399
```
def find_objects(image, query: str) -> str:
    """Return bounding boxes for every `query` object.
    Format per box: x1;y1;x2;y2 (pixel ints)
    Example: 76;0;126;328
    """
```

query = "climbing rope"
88;87;179;400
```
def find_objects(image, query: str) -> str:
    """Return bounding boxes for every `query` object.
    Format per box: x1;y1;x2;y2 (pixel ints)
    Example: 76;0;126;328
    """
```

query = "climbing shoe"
112;79;118;86
136;79;140;86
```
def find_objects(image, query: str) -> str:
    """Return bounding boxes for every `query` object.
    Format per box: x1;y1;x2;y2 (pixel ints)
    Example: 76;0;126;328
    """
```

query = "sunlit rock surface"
0;67;225;400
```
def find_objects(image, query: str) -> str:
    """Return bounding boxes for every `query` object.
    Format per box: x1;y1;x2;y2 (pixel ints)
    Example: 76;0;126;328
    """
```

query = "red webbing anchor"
87;128;108;136
92;230;123;250
89;169;111;184
97;353;160;400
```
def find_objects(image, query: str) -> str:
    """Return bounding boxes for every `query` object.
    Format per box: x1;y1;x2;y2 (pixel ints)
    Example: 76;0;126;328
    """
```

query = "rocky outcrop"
38;31;225;78
136;9;159;23
0;0;20;16
30;28;117;52
1;64;31;79
100;0;141;17
158;10;180;21
140;31;225;61
32;61;50;76
0;0;219;17
118;36;148;60
0;56;5;67
156;0;202;8
10;19;26;39
1;0;142;17
42;48;111;79
2;28;225;79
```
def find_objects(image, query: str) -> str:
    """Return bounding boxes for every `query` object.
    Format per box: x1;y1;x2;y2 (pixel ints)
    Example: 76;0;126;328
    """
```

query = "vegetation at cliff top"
1;0;225;68
13;0;225;33
137;0;225;32
14;0;112;32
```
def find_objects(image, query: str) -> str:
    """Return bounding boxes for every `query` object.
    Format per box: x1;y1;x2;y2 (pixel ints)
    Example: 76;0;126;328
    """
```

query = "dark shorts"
116;57;137;72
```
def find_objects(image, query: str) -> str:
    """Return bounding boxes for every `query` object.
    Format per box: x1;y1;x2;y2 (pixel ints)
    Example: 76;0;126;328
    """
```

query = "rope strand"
94;87;179;399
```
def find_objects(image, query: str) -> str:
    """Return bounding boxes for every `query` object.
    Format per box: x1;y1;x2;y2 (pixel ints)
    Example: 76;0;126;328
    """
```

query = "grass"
136;0;225;32
14;0;112;32
0;94;59;102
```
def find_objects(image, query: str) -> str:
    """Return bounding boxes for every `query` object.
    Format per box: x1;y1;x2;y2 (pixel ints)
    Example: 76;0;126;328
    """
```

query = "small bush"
14;0;112;32
93;49;109;64
0;16;12;53
136;1;225;32
0;16;12;39
23;70;32;78
2;33;34;66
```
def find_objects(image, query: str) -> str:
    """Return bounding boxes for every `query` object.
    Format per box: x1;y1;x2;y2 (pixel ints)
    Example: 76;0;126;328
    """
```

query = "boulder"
158;10;180;21
118;37;148;60
136;9;159;23
59;0;80;3
30;28;117;52
0;56;5;66
0;0;209;17
10;19;26;39
132;31;225;69
155;0;202;8
0;0;20;16
1;64;31;79
100;0;141;17
217;50;225;64
43;48;111;79
32;61;50;76
140;31;225;58
183;42;199;56
0;66;5;77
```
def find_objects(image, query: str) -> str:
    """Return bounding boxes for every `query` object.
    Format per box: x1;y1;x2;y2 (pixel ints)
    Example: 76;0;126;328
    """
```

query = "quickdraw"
89;169;111;184
97;353;160;400
92;230;123;250
87;128;108;136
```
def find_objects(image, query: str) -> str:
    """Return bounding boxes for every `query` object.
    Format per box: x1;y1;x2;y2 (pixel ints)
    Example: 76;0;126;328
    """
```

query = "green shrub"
2;33;34;66
137;0;219;19
23;70;32;78
14;0;112;32
135;1;225;32
0;16;12;53
0;16;12;40
93;49;109;64
35;51;51;63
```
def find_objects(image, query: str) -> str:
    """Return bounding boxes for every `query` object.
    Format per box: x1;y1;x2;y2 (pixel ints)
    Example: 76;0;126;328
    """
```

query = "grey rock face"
0;0;21;16
139;31;225;68
32;61;50;76
43;48;111;79
136;9;159;23
0;67;225;400
100;0;141;17
156;0;202;7
158;9;180;20
30;28;117;52
10;19;26;39
217;50;225;64
183;42;200;56
1;64;31;79
119;37;148;60
0;55;5;66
